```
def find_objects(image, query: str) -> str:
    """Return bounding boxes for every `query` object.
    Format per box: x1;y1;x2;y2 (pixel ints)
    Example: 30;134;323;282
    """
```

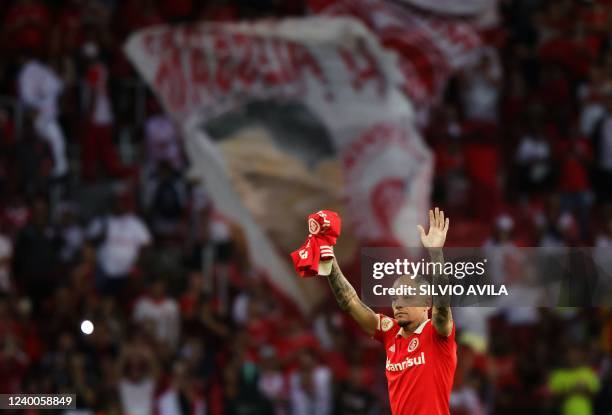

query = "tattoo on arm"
430;249;452;329
327;260;358;311
354;298;373;314
326;260;378;335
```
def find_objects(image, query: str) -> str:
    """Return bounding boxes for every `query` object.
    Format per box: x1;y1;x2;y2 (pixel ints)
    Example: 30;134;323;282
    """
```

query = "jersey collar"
396;319;430;337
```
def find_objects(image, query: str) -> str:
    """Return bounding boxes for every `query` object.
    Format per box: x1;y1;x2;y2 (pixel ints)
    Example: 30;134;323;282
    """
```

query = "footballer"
324;208;455;415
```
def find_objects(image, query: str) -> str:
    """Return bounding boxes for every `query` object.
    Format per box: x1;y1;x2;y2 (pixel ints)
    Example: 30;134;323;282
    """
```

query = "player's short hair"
391;274;431;307
393;274;431;289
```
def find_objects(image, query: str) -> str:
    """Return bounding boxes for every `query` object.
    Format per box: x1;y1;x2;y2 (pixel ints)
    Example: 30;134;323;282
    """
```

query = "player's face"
391;276;429;329
391;296;429;328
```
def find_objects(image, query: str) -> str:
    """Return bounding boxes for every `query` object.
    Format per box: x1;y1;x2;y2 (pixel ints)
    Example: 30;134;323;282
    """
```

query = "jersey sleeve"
372;313;400;345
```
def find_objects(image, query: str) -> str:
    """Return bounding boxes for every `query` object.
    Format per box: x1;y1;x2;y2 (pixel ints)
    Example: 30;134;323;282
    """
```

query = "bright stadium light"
80;320;94;335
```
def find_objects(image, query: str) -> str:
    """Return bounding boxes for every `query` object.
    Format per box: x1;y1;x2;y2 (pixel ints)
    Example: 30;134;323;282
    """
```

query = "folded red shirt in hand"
290;210;342;277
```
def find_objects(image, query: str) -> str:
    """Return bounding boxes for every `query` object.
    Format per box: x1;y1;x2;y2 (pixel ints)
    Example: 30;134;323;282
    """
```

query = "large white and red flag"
123;3;485;312
309;0;486;122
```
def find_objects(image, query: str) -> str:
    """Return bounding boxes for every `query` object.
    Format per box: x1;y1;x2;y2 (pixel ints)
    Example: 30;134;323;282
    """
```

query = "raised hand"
417;207;449;249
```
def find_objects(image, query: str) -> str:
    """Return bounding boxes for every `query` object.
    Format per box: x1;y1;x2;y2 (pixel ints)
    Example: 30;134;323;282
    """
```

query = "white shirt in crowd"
90;66;114;126
515;135;550;164
594;233;612;288
290;366;332;415
504;306;539;326
91;89;113;125
450;386;485;415
18;60;68;177
580;101;605;137
259;370;286;402
461;48;502;123
18;60;63;119
59;225;84;264
462;74;500;122
156;388;206;415
0;234;13;292
119;377;156;415
232;292;250;326
133;296;180;348
88;214;151;277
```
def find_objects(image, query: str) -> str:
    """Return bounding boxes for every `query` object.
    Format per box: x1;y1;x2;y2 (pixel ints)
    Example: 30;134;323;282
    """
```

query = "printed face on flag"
206;108;359;263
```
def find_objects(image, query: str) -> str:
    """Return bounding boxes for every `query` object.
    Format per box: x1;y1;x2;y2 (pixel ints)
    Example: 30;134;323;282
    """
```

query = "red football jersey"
374;315;457;415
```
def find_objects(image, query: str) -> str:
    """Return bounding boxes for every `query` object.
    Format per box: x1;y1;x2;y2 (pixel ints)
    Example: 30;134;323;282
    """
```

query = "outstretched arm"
429;248;453;336
326;259;379;336
417;207;453;337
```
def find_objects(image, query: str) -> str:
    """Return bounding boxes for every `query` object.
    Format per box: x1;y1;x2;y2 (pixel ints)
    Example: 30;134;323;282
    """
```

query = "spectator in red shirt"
179;272;203;319
558;125;593;241
463;122;501;221
51;0;85;55
80;43;131;182
3;0;51;55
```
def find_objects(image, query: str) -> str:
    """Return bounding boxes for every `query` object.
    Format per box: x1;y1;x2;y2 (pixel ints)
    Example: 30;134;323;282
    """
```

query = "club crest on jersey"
408;338;419;353
381;317;394;332
308;218;321;235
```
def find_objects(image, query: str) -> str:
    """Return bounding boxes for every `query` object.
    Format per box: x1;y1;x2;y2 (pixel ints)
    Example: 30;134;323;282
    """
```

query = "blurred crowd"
1;0;612;414
430;0;612;250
